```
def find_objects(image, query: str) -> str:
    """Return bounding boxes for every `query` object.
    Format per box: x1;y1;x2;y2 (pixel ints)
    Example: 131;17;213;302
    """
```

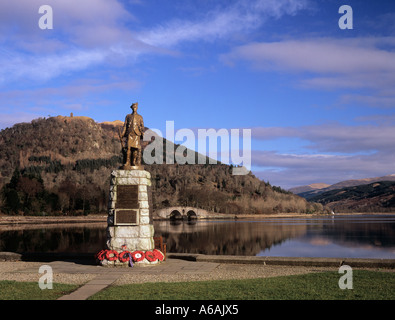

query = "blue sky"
1;0;395;189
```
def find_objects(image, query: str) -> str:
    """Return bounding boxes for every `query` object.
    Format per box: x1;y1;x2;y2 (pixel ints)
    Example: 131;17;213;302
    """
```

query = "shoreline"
1;251;394;268
234;212;395;219
0;214;107;225
0;212;394;227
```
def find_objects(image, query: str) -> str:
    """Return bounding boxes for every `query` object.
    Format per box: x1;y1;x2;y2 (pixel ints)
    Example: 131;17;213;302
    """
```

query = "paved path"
57;272;128;300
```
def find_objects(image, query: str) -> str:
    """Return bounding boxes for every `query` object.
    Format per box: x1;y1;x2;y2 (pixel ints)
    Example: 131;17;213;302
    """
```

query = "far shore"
0;211;394;228
234;212;395;219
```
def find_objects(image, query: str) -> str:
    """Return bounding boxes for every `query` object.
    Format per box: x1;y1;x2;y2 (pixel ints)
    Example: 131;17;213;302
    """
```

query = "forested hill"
308;181;395;213
0;115;323;215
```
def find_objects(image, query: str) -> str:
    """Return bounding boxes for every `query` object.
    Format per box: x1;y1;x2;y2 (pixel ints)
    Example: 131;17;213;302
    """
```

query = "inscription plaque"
116;185;139;209
115;209;138;225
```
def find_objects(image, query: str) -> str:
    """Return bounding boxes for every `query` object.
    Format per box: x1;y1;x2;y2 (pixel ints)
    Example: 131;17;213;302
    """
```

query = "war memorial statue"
96;102;161;266
118;102;144;169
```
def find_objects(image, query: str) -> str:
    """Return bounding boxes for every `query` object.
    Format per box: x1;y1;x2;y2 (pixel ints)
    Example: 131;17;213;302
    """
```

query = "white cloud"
0;0;134;49
339;94;395;109
0;0;142;84
223;38;395;74
0;49;107;84
250;123;395;188
137;0;309;47
0;0;314;86
252;123;395;154
0;0;309;84
252;149;395;189
221;37;395;108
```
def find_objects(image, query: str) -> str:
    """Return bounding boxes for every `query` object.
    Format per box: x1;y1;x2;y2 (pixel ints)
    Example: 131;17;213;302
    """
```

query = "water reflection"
154;219;307;256
0;215;394;258
0;223;107;253
154;215;395;258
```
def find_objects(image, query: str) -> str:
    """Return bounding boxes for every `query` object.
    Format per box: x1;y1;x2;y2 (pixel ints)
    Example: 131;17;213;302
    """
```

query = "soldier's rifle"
118;128;126;149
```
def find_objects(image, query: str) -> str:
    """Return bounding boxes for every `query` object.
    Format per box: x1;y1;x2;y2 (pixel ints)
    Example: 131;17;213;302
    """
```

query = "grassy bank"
0;281;79;300
0;270;393;300
90;270;394;300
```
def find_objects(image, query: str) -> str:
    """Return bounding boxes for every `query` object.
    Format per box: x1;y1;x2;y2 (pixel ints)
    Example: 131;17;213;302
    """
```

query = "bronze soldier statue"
119;102;144;169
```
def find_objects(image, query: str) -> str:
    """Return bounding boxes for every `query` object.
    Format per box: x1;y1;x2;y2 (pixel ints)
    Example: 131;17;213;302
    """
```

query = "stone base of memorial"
96;169;164;266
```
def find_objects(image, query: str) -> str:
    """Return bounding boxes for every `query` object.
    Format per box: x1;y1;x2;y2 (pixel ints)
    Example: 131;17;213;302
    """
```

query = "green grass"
90;270;394;300
0;270;393;300
0;281;79;300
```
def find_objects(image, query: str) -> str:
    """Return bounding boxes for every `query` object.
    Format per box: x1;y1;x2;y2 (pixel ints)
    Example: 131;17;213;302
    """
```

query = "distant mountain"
291;174;395;200
289;183;330;195
307;181;395;213
0;115;322;216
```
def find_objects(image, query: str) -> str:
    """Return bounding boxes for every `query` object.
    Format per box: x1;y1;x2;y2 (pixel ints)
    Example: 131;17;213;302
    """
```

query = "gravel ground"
0;261;335;285
113;264;337;285
0;261;97;285
1;261;392;286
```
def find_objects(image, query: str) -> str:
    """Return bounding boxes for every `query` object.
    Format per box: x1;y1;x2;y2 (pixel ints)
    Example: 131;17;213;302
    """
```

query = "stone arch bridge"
154;207;212;220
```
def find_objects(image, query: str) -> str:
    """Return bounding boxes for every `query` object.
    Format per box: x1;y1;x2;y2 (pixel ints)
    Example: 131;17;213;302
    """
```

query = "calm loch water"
0;215;394;259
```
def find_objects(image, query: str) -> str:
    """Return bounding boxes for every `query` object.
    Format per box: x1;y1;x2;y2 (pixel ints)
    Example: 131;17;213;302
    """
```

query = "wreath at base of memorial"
95;248;164;265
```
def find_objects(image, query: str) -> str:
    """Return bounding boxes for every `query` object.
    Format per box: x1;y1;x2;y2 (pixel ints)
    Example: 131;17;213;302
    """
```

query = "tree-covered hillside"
308;181;395;213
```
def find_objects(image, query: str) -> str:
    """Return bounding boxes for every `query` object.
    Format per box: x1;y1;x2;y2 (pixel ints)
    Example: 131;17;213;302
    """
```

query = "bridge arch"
187;210;197;220
169;210;182;220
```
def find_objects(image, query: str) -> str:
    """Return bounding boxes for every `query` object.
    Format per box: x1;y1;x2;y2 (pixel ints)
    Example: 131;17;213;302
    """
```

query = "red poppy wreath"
131;250;145;262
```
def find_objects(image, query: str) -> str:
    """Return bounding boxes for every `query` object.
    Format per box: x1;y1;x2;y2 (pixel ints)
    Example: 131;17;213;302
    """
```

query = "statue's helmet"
130;102;138;108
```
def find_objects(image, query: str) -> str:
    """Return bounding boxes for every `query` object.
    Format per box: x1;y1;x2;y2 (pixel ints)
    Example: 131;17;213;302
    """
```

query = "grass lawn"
0;270;393;300
0;280;79;300
90;270;394;300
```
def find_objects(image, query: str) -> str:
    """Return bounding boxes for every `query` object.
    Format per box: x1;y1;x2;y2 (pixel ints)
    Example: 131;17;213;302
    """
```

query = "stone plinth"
106;169;154;253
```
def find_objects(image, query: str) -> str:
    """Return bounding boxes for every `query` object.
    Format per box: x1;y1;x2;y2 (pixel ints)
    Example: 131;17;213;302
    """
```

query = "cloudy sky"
1;0;395;189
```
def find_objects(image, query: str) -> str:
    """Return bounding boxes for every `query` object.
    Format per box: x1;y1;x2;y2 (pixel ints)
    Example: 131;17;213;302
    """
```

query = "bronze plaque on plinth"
116;185;139;209
114;209;138;225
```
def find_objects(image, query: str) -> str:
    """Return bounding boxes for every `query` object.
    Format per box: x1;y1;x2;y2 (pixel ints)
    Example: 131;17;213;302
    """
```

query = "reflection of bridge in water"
154;207;227;220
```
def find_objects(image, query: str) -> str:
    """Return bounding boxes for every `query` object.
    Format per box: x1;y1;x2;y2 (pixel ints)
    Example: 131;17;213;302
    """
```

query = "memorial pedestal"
98;169;162;266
